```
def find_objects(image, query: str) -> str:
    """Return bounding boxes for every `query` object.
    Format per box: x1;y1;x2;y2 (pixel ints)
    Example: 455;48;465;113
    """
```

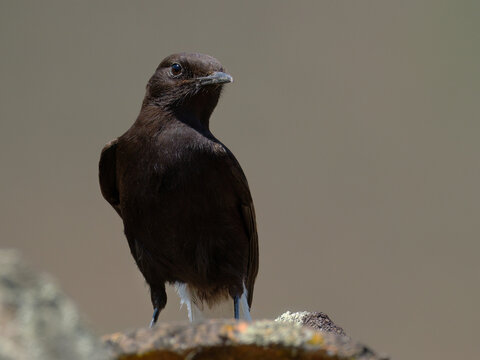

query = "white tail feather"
174;282;251;322
174;282;194;322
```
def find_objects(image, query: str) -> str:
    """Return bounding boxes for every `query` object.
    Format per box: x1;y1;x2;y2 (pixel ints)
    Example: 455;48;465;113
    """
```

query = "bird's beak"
196;72;233;87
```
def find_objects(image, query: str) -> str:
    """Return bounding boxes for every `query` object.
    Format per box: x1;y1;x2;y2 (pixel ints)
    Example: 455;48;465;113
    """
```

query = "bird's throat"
173;92;219;133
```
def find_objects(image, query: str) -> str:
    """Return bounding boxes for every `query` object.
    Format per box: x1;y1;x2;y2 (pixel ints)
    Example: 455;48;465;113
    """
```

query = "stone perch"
103;317;387;360
0;249;387;360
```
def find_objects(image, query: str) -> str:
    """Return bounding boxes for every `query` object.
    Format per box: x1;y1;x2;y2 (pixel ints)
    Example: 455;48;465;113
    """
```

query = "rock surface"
104;318;387;360
0;249;107;360
0;249;387;360
275;311;347;336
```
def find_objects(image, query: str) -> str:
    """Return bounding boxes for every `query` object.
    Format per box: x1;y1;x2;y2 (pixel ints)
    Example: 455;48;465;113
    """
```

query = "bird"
98;53;258;327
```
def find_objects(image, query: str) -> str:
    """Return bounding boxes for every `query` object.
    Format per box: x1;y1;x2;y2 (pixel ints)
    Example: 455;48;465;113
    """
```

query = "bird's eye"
171;63;182;76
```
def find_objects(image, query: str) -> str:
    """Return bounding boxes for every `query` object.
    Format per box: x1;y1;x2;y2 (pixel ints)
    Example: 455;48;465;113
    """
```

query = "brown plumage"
99;53;258;325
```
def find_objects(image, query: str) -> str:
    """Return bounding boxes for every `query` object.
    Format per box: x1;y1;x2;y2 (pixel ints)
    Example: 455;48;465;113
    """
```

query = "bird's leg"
149;308;159;328
149;284;167;328
234;295;240;319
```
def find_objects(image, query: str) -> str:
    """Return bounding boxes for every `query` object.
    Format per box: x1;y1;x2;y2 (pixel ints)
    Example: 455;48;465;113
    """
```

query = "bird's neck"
140;90;220;135
137;103;213;137
173;94;217;134
173;107;211;134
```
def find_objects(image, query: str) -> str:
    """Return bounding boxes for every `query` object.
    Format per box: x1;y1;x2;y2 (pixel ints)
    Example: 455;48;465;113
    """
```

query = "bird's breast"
117;128;249;287
119;130;236;218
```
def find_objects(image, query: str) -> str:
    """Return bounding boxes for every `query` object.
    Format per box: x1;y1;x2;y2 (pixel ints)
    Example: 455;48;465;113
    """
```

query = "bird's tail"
174;282;251;322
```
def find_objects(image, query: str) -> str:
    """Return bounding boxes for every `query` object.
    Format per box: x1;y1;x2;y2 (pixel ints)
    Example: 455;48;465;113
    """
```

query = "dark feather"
99;139;121;217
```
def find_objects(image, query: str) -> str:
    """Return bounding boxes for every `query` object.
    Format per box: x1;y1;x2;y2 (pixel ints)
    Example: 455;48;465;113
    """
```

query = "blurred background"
1;1;479;359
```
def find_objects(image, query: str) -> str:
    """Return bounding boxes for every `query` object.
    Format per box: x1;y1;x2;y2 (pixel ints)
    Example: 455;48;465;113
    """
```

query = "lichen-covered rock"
0;249;108;360
103;319;387;360
0;248;387;360
275;311;347;336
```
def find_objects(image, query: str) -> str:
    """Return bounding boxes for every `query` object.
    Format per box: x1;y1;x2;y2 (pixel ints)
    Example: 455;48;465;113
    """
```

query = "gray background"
1;1;479;359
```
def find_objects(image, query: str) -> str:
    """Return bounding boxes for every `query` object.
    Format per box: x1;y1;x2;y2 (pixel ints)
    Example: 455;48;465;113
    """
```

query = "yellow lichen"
307;333;324;346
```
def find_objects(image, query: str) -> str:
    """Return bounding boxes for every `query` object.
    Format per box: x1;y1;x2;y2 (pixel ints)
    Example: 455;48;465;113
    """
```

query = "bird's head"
143;53;233;128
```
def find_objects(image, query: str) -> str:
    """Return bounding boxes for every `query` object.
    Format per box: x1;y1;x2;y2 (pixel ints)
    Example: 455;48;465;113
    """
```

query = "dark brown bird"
99;53;258;326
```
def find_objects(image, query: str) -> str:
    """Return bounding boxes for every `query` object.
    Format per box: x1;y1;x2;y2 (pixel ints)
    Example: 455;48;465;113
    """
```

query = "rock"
0;249;387;359
0;249;108;360
275;311;347;336
103;319;387;359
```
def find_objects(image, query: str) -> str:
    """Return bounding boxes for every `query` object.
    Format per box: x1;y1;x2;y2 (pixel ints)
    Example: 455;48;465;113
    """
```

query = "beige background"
1;1;479;359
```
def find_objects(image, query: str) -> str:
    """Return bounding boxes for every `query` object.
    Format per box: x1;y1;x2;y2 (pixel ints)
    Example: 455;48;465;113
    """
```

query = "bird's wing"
99;138;122;217
241;202;259;308
224;150;259;308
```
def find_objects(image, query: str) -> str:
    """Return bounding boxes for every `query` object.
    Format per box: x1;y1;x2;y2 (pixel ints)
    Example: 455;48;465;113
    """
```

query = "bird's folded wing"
99;138;122;217
224;151;259;308
241;203;259;307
